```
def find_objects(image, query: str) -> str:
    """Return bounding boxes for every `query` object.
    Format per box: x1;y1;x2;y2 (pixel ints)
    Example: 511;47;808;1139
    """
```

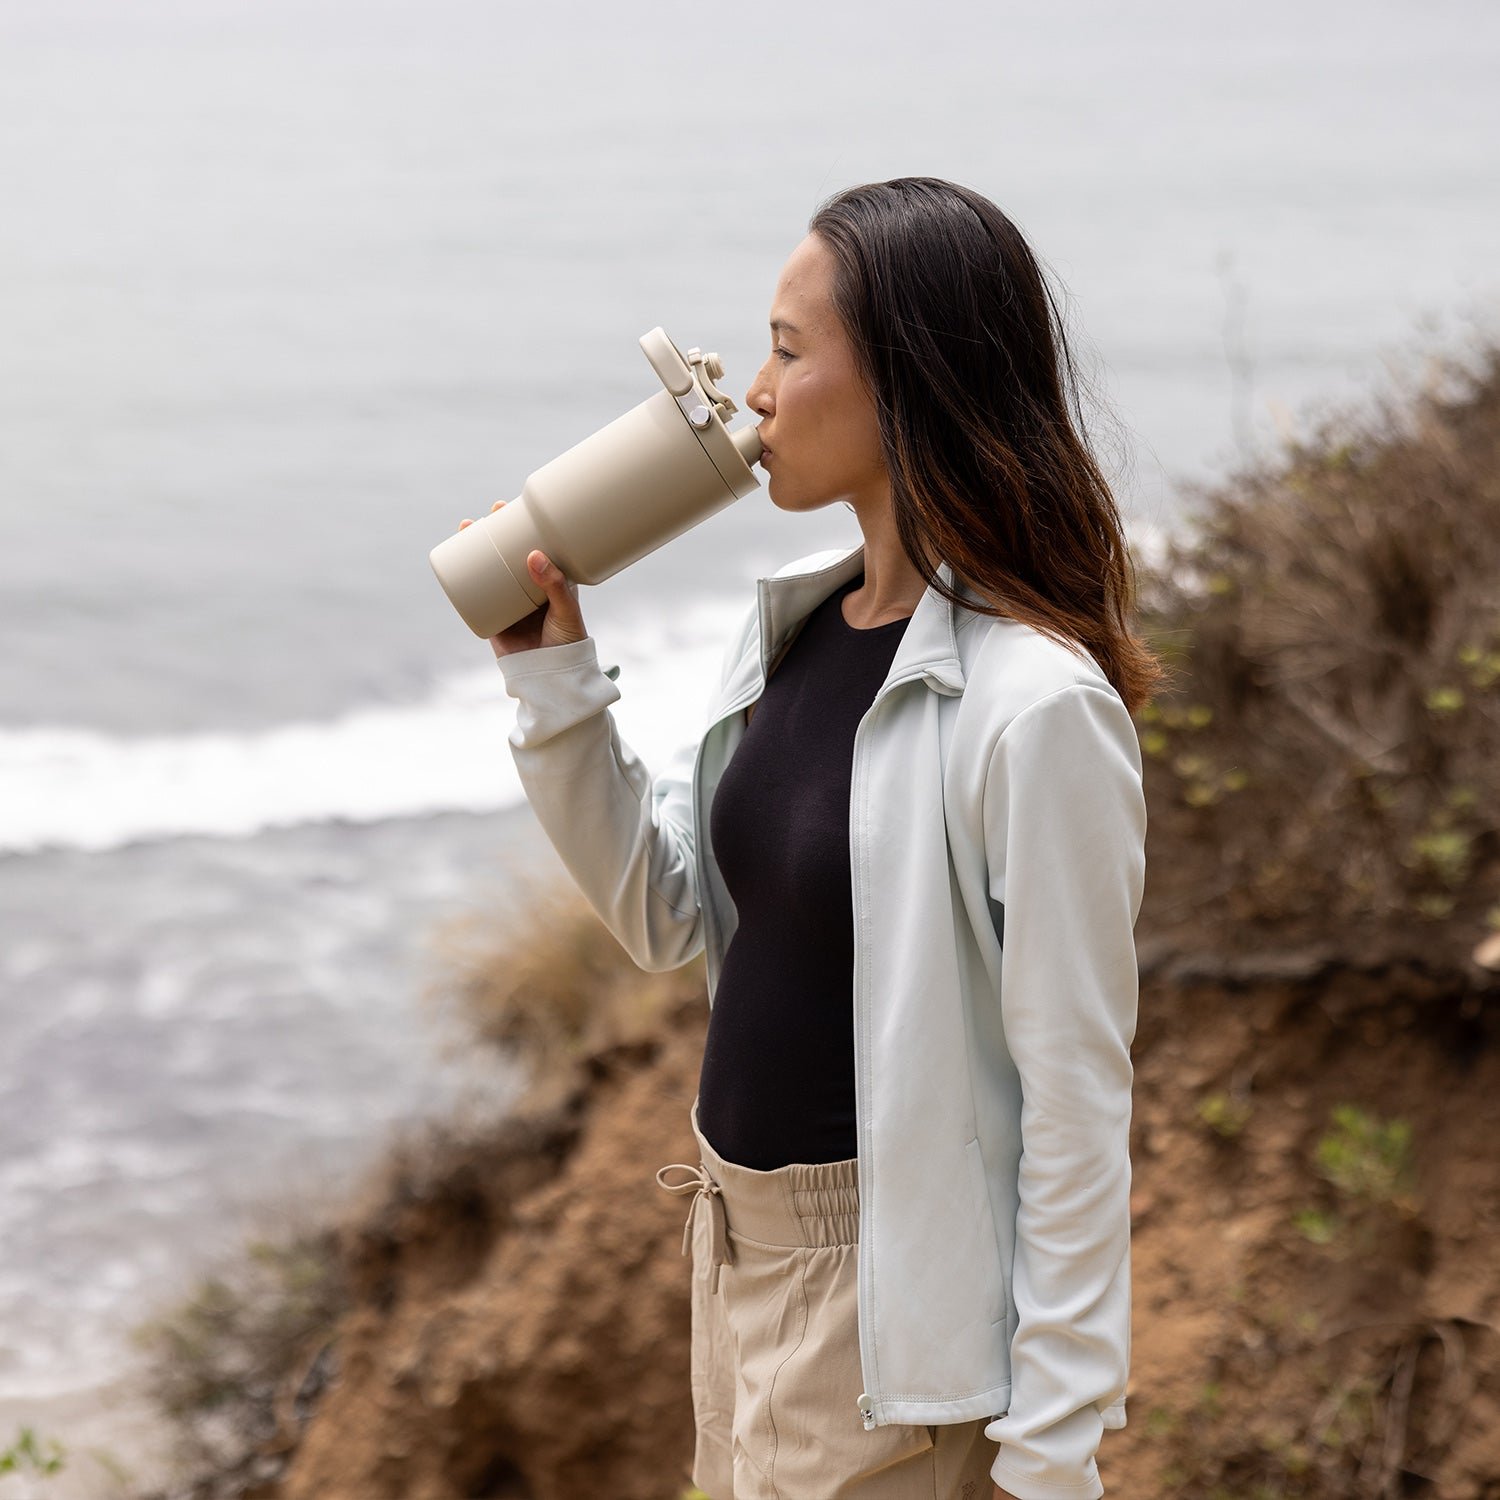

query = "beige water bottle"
429;327;763;638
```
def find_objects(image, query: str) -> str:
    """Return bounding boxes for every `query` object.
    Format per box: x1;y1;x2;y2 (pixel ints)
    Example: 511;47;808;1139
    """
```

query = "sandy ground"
0;1372;184;1499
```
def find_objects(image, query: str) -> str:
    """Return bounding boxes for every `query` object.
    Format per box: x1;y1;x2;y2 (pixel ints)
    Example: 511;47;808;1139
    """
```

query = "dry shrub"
128;1216;347;1487
1136;328;1500;957
422;873;707;1110
1158;1316;1490;1500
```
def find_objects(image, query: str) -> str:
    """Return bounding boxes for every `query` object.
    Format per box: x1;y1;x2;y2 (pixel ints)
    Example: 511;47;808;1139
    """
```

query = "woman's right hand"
456;500;589;659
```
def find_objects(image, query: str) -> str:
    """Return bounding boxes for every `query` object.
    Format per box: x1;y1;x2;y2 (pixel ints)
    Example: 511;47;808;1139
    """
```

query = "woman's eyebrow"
770;318;801;333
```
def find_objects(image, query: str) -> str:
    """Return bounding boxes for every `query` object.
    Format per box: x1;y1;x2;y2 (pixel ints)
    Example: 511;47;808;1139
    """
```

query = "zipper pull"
857;1393;876;1430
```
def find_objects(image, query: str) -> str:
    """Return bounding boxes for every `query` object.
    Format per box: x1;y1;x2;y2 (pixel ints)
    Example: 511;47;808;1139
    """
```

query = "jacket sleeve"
494;609;754;973
979;681;1147;1500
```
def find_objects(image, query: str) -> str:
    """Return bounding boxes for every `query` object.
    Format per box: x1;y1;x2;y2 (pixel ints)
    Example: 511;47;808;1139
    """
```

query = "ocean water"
1;0;1497;1433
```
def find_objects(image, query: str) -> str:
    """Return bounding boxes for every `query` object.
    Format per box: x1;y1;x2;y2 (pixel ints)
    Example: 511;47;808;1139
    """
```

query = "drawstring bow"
655;1161;733;1294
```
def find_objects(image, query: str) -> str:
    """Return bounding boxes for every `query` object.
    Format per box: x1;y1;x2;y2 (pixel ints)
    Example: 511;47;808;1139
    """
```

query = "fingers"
452;506;585;643
459;500;506;531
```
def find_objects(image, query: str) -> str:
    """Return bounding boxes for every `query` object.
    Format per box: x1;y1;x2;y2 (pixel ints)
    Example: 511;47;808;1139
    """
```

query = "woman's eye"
773;347;795;362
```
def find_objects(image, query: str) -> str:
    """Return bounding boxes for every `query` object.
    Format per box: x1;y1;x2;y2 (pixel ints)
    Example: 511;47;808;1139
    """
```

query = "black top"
696;573;913;1170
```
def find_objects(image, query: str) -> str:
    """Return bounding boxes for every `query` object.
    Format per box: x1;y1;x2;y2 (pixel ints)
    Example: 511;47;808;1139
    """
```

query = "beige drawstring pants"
656;1096;1000;1500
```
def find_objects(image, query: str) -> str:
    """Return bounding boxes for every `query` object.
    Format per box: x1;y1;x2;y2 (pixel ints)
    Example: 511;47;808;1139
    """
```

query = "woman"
458;176;1159;1500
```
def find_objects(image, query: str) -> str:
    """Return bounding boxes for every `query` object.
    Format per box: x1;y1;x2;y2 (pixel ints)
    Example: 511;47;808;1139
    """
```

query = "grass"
1198;1089;1253;1138
1292;1207;1341;1246
1292;1101;1418;1250
1312;1103;1415;1208
0;1426;66;1484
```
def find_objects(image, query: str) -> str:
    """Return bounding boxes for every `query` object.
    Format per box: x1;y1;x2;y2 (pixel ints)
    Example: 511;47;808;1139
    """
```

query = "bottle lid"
640;327;762;500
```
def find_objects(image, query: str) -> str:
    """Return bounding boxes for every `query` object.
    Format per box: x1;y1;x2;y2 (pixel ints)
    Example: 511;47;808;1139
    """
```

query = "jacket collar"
756;540;976;697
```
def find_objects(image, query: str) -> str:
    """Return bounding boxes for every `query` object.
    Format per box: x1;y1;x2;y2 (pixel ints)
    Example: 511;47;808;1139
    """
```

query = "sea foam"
0;596;750;855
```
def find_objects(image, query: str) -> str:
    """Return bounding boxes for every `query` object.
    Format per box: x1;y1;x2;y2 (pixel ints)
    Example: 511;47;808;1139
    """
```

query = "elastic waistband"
689;1095;860;1249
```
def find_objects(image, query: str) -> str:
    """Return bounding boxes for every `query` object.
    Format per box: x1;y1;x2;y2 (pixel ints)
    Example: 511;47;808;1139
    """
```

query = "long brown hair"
808;176;1165;714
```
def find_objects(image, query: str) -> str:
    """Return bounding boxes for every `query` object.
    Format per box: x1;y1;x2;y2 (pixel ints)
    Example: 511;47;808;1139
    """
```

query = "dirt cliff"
133;934;1500;1500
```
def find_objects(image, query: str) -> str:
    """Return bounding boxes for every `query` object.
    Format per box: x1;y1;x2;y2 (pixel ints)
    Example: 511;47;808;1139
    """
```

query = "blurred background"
2;0;1498;1495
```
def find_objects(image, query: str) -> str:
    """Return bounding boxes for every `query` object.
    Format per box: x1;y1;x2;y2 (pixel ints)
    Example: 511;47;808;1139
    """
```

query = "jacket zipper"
848;667;932;1433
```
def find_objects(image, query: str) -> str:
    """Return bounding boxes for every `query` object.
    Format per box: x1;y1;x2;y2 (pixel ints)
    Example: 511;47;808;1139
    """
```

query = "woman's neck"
843;508;927;628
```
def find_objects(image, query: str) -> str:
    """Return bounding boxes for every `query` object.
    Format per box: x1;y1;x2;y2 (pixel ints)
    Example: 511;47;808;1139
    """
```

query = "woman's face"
745;233;888;514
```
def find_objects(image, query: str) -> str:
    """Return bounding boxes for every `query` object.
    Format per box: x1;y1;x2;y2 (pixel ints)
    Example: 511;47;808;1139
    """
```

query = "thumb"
526;550;587;642
526;549;566;592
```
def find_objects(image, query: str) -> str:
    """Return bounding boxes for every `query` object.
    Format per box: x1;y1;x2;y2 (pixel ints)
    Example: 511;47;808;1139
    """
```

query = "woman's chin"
766;482;841;516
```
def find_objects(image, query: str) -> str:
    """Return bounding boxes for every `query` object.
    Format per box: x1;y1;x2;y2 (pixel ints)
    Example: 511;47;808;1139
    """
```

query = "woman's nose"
746;364;774;418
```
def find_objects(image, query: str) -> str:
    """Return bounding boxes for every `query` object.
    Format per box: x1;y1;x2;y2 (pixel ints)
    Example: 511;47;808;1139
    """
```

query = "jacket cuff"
495;637;622;747
989;1453;1104;1500
495;636;620;681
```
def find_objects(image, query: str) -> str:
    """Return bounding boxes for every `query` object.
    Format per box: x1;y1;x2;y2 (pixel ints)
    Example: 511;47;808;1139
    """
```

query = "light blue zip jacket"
496;540;1147;1500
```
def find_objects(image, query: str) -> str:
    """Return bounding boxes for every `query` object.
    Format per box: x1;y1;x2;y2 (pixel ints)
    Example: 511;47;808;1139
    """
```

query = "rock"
1472;931;1500;971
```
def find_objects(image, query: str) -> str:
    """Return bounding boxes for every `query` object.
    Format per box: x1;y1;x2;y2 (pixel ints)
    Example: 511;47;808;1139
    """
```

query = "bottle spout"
730;424;764;466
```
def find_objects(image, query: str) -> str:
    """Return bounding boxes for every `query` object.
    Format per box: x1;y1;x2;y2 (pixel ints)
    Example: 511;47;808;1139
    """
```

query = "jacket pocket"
966;1136;1008;1327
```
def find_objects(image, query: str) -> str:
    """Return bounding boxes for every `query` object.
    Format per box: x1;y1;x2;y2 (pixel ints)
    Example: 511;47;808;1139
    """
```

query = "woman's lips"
759;448;773;466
